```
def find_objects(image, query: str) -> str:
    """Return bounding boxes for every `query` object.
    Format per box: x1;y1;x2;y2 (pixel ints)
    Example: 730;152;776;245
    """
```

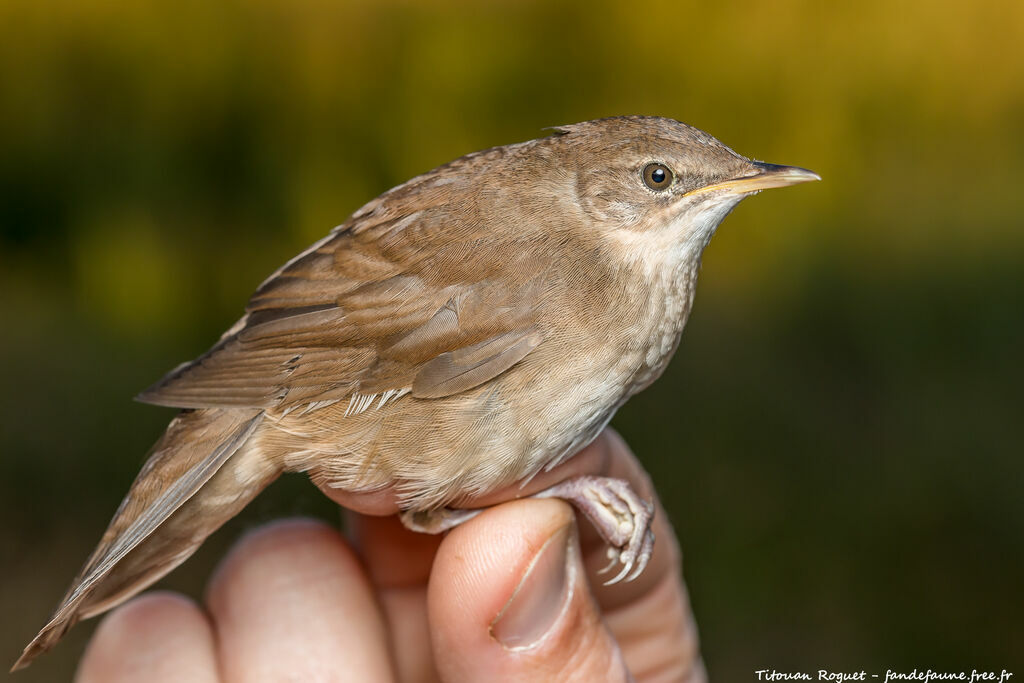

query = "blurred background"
2;0;1022;679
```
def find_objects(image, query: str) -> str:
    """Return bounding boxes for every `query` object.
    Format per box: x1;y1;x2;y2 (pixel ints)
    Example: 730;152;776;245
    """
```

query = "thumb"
427;498;630;682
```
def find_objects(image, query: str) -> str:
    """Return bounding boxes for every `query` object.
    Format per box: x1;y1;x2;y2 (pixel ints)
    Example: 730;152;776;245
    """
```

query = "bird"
13;115;818;670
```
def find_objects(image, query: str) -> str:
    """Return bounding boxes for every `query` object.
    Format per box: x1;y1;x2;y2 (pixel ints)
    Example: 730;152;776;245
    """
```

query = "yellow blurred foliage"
72;208;191;334
1;0;1022;330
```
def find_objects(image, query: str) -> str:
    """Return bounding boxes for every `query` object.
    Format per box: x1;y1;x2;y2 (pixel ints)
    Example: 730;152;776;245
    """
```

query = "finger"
578;429;704;682
348;512;443;683
428;498;630;682
430;430;674;606
348;511;441;588
205;518;394;682
76;592;218;683
447;429;704;681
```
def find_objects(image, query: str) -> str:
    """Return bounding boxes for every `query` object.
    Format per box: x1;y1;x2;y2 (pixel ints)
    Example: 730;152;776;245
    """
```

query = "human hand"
75;429;706;682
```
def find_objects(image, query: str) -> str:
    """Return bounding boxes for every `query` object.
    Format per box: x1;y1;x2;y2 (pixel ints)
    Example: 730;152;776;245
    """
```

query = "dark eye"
642;162;673;191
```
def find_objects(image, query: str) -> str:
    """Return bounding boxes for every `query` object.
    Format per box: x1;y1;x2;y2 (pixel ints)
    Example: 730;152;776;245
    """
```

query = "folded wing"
138;201;548;410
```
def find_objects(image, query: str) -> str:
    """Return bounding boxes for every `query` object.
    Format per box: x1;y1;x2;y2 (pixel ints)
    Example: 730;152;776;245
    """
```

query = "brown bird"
13;116;818;670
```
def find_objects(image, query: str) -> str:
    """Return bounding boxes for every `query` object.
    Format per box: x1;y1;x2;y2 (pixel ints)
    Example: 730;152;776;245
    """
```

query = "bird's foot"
533;475;655;585
399;475;654;585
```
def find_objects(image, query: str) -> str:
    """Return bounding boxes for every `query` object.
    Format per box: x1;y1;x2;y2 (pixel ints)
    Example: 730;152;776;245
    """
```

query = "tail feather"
12;408;278;671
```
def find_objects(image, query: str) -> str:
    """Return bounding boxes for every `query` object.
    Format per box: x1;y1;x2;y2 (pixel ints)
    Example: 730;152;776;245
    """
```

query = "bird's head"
554;116;819;256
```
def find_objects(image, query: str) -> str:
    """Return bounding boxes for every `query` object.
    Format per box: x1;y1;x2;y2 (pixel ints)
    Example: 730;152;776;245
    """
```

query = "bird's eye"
642;162;673;191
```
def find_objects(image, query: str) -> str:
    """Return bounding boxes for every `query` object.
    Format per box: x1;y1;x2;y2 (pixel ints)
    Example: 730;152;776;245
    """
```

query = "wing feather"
137;197;549;410
412;328;543;398
12;409;270;671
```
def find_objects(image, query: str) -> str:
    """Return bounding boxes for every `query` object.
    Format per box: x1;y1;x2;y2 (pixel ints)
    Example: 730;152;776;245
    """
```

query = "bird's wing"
137;196;548;410
13;408;268;671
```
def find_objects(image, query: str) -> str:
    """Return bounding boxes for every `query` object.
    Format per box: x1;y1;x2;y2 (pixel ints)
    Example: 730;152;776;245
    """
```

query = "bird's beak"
684;162;821;198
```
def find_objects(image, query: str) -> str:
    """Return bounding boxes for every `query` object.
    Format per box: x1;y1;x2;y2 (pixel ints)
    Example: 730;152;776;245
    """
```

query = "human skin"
75;429;706;682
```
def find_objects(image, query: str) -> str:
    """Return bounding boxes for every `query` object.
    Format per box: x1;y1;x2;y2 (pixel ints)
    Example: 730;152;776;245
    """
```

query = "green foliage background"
2;1;1022;679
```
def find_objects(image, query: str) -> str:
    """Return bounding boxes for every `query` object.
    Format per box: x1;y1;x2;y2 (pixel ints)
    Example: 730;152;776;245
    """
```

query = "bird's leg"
399;475;654;585
399;507;482;534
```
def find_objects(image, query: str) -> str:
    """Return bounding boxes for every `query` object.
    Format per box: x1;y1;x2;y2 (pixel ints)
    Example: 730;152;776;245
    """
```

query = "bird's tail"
12;407;279;671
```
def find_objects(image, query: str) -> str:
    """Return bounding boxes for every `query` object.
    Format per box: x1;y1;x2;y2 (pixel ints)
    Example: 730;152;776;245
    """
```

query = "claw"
598;546;619;575
605;563;632;585
625;531;655;582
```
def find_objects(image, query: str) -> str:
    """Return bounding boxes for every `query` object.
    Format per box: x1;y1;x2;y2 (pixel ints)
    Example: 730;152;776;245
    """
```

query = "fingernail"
490;521;576;650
